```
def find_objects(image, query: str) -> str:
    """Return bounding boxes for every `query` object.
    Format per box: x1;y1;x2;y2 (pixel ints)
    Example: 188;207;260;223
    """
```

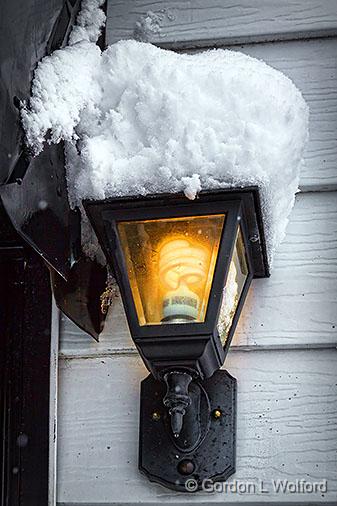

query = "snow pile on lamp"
21;1;309;266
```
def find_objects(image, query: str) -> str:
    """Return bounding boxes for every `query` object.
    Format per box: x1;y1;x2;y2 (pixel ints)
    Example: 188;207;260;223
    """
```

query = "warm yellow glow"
117;214;225;325
159;238;209;291
158;237;211;322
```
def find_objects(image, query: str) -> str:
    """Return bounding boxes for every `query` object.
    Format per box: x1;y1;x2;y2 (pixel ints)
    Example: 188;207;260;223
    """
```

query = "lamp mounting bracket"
139;369;236;492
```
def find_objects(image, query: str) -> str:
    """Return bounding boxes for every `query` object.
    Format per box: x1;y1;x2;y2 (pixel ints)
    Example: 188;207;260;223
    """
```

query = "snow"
218;262;238;339
134;11;163;41
69;0;106;45
21;42;101;150
133;8;176;41
21;5;309;267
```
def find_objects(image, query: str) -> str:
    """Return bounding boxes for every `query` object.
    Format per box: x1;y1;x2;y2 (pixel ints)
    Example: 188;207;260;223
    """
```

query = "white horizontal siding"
59;191;337;357
107;0;337;47
56;349;337;504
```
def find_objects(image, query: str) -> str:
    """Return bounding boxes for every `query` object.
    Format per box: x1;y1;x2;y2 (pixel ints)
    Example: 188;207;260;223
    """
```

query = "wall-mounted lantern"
84;187;269;491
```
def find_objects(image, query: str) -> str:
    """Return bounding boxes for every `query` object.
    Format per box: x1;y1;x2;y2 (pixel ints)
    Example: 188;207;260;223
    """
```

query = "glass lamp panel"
218;226;249;345
117;214;226;326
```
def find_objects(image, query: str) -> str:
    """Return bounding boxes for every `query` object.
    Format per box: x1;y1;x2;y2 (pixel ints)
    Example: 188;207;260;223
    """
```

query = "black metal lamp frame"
84;187;269;492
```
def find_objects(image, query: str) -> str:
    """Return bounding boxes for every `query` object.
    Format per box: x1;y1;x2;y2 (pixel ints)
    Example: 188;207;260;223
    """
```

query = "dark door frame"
0;203;53;506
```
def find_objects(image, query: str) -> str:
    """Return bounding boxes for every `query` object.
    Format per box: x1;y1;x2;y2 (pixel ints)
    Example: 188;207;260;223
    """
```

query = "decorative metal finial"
163;371;193;438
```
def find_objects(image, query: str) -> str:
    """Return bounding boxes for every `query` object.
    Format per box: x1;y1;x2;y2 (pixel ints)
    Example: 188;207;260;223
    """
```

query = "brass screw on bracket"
212;409;222;420
152;411;161;421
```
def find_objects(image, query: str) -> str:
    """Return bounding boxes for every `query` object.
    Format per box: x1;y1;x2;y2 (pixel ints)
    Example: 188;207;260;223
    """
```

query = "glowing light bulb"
158;238;209;322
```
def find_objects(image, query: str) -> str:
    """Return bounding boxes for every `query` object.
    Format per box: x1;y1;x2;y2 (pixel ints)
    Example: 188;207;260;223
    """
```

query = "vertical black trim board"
1;204;52;506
